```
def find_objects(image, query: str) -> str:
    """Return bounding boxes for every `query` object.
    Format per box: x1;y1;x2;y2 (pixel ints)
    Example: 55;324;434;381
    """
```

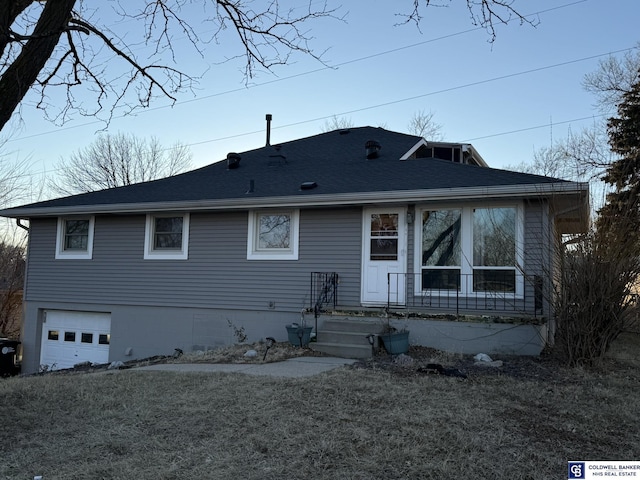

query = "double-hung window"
417;205;522;296
144;213;190;260
55;217;95;259
247;210;299;260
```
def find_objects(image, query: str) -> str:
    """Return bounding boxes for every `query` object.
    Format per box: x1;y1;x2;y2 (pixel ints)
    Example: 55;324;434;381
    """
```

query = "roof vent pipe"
226;152;241;169
265;114;272;146
365;140;381;159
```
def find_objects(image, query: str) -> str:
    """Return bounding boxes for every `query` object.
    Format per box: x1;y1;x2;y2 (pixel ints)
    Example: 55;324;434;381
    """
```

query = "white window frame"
247;209;299;260
418;207;463;293
414;203;524;298
55;216;95;260
144;213;190;260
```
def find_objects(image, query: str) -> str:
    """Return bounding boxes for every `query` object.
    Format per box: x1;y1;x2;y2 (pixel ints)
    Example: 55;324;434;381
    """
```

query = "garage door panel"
41;311;111;371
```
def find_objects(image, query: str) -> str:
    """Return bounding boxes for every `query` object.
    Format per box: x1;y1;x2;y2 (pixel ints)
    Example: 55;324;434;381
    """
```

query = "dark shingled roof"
1;127;572;216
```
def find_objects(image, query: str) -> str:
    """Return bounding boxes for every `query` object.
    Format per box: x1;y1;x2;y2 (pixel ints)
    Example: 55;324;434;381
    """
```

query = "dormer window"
414;145;461;162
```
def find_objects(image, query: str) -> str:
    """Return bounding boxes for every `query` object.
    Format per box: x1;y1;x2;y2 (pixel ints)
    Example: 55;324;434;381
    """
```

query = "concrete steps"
312;318;384;359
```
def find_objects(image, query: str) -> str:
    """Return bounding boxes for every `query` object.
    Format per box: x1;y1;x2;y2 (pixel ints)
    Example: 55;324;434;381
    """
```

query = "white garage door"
40;311;111;370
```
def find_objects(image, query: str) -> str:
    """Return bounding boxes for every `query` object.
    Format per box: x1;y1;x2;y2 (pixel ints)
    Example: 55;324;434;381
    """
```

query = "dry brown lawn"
1;340;639;480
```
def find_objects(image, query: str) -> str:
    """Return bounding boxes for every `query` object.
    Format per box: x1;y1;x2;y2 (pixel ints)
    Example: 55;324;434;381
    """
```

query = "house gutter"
0;182;588;218
16;218;29;231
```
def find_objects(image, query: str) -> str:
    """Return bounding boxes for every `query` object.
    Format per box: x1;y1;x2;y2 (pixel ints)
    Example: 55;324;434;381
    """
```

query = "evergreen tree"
597;69;640;254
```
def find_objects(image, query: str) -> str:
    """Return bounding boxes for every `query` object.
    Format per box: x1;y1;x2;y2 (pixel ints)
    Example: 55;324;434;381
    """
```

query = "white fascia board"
461;144;489;167
400;139;427;160
0;182;588;218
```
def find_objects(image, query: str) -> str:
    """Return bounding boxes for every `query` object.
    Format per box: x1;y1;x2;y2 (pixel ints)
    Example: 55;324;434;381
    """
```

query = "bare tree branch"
583;43;640;114
0;241;25;339
407;110;443;140
320;115;354;132
1;1;531;132
50;132;193;195
0;0;76;130
399;0;537;41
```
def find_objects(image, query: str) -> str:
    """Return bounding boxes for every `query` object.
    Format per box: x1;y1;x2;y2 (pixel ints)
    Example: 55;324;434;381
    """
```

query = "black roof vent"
268;153;287;167
339;129;351;135
300;181;317;190
226;152;241;169
365;140;381;159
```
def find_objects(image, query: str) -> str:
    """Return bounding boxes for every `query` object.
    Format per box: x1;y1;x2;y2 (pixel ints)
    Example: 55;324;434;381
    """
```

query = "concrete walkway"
135;356;358;378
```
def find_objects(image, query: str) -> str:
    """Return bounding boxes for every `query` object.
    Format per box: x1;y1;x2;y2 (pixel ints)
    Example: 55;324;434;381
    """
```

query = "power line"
2;0;628;181
17;111;611;181
171;48;635;150
459;114;605;142
6;0;589;144
13;41;633;158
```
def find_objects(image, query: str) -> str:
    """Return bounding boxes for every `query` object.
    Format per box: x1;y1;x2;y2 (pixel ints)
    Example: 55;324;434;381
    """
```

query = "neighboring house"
0;126;589;373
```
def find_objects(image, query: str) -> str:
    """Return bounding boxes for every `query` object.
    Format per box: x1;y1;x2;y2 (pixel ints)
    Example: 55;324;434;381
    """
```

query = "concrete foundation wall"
22;303;547;374
389;317;548;356
22;301;305;374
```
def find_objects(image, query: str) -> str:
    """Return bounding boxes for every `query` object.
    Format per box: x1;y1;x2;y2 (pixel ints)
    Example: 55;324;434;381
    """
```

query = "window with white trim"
144;213;189;260
416;205;523;296
369;213;399;261
55;217;95;259
421;209;461;290
472;207;517;293
247;210;299;260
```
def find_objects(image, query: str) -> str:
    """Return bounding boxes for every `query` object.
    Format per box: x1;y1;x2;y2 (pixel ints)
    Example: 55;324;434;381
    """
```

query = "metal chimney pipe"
265;114;272;146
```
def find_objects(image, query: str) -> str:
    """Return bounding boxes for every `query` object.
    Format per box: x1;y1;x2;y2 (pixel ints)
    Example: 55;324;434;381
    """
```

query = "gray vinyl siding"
24;201;554;317
25;208;362;312
522;199;550;316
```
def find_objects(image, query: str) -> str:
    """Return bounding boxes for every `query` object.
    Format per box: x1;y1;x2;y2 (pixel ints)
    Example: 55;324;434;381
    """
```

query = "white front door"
40;311;111;370
361;208;407;305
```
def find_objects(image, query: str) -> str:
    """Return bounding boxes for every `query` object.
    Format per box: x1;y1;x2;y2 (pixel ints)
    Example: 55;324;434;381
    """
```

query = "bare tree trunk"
0;1;33;57
0;0;76;130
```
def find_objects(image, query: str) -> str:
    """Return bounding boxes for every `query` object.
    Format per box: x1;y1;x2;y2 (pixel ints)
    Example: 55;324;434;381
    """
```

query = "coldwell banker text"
569;462;640;479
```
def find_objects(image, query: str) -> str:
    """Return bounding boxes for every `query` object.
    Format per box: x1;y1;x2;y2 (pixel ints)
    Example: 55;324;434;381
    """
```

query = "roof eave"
0;182;589;218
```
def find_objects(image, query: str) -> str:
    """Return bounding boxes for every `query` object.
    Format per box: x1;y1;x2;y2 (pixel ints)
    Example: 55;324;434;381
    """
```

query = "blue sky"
3;0;639;199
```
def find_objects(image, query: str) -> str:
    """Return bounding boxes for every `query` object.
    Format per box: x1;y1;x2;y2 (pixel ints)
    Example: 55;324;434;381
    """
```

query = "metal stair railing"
310;272;338;335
